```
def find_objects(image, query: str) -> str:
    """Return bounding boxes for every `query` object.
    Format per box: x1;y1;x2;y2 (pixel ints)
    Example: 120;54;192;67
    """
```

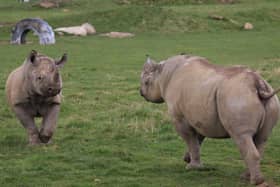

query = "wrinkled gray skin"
140;54;280;185
6;50;67;145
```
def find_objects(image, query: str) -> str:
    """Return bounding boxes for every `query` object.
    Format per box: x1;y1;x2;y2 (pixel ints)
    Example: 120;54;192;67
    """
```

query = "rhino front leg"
40;104;60;144
13;105;41;145
173;118;202;168
184;134;205;163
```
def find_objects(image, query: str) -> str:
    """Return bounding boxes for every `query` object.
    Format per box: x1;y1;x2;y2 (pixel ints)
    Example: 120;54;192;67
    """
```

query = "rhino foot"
240;170;250;181
39;134;52;144
28;133;42;146
251;175;265;186
186;163;203;169
240;170;266;186
28;138;41;146
256;182;269;187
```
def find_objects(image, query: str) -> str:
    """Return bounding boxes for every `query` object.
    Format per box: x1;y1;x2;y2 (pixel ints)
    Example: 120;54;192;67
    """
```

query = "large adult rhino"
6;50;67;145
140;54;280;185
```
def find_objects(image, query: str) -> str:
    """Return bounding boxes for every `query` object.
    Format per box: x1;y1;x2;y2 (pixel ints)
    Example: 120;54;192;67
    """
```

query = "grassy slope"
0;0;280;187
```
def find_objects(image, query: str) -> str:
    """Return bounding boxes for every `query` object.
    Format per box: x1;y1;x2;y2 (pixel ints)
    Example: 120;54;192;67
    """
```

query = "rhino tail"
258;87;280;100
256;78;280;100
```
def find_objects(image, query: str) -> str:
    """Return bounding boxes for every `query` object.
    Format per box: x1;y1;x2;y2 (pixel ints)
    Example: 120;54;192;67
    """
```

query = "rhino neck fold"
158;61;185;100
22;60;43;100
22;61;34;95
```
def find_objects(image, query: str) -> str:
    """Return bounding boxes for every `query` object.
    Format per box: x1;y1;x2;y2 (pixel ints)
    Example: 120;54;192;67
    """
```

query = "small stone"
94;178;101;182
209;15;225;20
244;22;254;30
39;1;59;8
62;9;70;12
218;0;236;3
99;32;135;38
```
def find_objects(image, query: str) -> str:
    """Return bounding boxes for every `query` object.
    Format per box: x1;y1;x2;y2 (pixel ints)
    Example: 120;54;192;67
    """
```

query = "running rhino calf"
6;50;67;145
140;54;280;185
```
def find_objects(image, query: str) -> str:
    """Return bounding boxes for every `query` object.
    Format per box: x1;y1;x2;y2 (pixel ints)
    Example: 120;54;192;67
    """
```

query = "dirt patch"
0;40;10;45
0;40;35;45
0;22;15;27
99;32;134;38
33;0;72;8
115;0;238;5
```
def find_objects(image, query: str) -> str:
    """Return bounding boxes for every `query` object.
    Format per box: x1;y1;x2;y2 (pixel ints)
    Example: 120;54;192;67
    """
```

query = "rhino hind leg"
255;97;279;157
241;97;280;185
13;106;41;145
233;135;264;185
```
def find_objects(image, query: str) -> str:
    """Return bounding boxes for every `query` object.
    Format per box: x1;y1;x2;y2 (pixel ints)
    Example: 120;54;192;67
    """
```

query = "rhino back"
164;57;273;138
165;60;228;138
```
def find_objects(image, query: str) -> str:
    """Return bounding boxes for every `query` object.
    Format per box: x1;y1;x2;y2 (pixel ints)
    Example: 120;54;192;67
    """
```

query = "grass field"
0;0;280;186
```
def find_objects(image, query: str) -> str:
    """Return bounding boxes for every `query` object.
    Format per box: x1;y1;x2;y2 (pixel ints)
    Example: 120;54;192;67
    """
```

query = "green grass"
0;0;280;186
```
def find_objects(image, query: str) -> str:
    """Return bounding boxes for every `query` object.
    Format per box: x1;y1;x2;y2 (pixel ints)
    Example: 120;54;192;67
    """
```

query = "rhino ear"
28;50;38;64
56;53;67;68
144;55;163;73
157;63;163;73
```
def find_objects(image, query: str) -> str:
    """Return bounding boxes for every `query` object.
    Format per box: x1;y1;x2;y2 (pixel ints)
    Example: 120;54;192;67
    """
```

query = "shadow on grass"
186;165;217;172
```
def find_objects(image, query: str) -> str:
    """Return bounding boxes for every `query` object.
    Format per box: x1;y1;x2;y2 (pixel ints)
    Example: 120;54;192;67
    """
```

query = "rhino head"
26;50;67;97
140;56;164;103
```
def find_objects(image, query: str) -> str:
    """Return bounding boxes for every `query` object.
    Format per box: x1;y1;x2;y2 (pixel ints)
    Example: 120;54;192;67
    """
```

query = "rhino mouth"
143;97;164;104
43;88;61;97
140;90;164;104
150;98;164;104
45;92;60;97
